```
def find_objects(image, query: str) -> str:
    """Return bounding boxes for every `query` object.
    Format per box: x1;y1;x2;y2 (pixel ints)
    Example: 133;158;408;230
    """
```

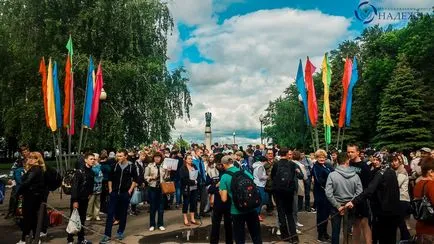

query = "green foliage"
0;0;191;153
374;55;432;150
264;15;434;151
174;137;190;150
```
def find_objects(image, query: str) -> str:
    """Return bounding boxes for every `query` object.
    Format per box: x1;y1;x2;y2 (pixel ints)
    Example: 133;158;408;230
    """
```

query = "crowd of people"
3;142;434;244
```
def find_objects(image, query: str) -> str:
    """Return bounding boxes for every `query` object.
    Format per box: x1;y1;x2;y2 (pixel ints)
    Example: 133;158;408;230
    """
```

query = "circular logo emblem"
354;1;378;24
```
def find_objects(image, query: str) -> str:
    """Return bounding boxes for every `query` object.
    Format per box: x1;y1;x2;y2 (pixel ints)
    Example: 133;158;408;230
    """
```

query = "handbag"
160;181;175;194
130;188;142;205
411;181;434;223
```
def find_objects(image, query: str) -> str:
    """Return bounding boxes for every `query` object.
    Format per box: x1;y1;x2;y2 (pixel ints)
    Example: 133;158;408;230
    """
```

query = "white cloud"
170;8;353;145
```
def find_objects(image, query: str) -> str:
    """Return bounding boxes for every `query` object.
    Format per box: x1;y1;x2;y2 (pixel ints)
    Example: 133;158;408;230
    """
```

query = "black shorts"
354;199;370;218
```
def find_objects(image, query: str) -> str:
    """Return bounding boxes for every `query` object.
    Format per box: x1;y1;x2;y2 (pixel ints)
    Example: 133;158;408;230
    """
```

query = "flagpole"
336;127;341;150
52;133;59;173
78;57;91;155
83;128;89;149
309;127;315;151
340;127;346;150
56;130;63;174
314;127;320;150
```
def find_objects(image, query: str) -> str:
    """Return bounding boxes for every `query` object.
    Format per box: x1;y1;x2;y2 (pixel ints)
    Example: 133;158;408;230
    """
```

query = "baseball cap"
421;147;431;153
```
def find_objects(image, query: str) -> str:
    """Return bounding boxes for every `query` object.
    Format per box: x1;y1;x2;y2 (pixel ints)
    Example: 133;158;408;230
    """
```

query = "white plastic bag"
66;209;82;234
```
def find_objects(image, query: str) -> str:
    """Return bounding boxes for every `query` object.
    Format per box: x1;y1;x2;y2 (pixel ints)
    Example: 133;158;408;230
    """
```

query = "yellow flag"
322;53;333;144
47;58;57;131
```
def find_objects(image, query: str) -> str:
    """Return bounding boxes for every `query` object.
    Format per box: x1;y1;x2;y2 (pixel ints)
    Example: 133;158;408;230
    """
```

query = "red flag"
305;57;318;127
63;56;71;127
68;75;75;135
38;57;49;127
90;62;104;128
338;58;353;128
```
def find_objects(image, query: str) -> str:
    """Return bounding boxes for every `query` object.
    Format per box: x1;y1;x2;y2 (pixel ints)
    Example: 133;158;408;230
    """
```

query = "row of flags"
38;36;104;136
295;54;359;145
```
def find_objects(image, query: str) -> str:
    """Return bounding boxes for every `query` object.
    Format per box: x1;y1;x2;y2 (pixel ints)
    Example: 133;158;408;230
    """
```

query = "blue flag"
53;61;62;130
345;57;358;127
295;59;310;125
83;56;95;127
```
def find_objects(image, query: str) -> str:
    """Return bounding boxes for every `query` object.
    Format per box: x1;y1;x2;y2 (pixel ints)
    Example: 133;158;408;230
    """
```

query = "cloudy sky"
166;0;434;146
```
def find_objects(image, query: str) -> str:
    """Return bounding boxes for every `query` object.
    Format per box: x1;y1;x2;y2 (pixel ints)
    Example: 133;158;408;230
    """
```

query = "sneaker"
16;241;26;244
40;232;47;237
99;235;110;244
149;226;155;232
80;240;93;244
86;216;92;221
276;228;281;236
296;229;302;234
68;242;73;244
311;208;317;213
95;216;101;221
296;222;304;227
115;232;124;240
159;226;166;231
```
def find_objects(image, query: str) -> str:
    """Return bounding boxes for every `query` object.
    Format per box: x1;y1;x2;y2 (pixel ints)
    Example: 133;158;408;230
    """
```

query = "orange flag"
38;57;49;127
63;56;71;127
338;58;353;128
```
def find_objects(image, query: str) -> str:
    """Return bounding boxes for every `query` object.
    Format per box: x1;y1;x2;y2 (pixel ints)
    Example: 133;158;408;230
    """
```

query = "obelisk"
205;112;212;150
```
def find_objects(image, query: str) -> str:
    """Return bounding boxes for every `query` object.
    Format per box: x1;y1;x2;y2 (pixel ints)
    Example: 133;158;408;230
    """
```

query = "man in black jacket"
68;152;96;244
345;152;401;244
271;147;303;243
100;149;137;244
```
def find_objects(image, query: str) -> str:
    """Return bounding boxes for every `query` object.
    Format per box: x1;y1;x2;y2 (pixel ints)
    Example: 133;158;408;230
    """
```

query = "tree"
374;55;432;151
0;0;192;153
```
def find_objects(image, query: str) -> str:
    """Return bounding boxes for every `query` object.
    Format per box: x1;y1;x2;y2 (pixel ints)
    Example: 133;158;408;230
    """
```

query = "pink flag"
90;62;103;128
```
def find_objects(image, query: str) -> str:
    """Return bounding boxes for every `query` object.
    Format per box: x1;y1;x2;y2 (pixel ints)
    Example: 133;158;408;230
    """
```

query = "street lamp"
259;115;265;145
233;131;236;145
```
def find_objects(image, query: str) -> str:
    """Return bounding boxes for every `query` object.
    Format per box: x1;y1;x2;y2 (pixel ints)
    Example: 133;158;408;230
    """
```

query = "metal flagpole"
336;127;341;150
340;127;346;150
314;127;320;150
52;133;59;172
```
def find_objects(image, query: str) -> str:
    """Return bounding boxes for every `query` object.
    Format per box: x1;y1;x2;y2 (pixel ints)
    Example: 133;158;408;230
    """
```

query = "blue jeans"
175;180;182;205
104;192;130;237
256;186;267;214
148;187;164;227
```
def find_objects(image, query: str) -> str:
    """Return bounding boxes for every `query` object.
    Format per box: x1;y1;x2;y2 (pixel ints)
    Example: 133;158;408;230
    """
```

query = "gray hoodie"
325;165;363;209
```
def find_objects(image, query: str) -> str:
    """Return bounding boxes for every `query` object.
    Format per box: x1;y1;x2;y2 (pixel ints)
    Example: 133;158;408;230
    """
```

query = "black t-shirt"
350;159;372;189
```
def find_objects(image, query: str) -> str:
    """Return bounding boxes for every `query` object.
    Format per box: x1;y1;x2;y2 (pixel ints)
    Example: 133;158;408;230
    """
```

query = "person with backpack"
100;149;138;244
325;152;362;244
16;152;46;244
412;156;434;243
312;149;334;242
130;152;146;216
345;152;401;244
209;153;233;244
271;147;303;243
67;152;96;244
219;155;262;244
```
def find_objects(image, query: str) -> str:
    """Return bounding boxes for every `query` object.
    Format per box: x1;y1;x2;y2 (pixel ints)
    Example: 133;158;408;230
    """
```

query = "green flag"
66;35;73;65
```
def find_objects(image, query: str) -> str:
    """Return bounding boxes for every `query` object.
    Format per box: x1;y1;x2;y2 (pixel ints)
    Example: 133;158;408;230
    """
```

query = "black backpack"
273;160;296;193
44;165;63;191
411;181;434;223
62;169;85;195
226;169;261;211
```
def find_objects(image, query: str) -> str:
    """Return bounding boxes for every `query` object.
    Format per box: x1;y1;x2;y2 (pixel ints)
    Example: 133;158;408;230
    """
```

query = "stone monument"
205;112;212;150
